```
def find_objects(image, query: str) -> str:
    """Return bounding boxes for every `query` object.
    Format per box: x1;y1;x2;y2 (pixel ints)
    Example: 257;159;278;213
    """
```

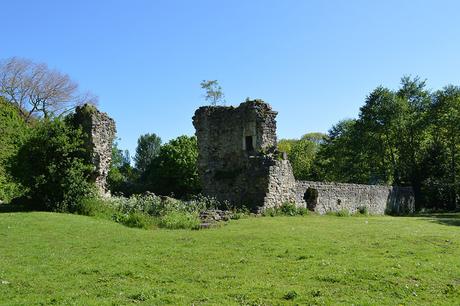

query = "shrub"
75;198;101;216
297;207;309;216
335;209;350;217
159;211;200;229
262;207;278;217
279;202;298;216
231;207;250;220
120;212;154;229
75;197;116;218
186;194;223;211
357;206;369;215
0;97;31;202
231;212;243;220
75;194;229;230
9;118;94;212
107;193;221;217
261;203;308;217
108;209;155;229
108;194;163;216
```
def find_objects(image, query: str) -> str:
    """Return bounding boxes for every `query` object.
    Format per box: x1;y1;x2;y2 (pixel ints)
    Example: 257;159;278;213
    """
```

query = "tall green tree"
278;133;325;180
312;76;459;210
277;139;297;155
108;140;136;195
144;135;200;197
134;133;162;173
301;132;326;145
395;76;431;208
431;86;460;209
288;139;318;180
314;119;371;183
358;86;407;184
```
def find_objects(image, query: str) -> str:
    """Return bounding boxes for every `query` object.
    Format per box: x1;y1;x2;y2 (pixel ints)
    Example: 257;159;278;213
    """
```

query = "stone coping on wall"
296;180;413;190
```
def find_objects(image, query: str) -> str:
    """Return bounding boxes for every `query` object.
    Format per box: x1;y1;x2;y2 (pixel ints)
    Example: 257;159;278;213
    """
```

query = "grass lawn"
0;212;459;305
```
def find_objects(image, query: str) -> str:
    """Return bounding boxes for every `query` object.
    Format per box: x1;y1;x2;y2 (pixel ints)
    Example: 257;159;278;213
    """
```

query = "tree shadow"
418;213;460;227
432;219;460;226
0;203;30;213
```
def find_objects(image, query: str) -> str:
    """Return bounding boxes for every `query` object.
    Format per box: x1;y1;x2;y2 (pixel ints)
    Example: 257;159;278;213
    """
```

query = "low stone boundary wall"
295;181;415;215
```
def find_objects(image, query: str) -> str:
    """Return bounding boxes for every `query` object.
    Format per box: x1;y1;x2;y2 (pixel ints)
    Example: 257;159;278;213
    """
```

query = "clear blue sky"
3;0;460;155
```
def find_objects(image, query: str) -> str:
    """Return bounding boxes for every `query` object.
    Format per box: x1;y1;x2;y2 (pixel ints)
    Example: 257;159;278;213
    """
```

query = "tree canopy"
134;133;162;173
143;135;200;198
312;76;460;210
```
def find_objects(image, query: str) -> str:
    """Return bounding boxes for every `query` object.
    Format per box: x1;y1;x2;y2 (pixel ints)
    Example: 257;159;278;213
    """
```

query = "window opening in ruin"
303;188;318;211
245;136;254;152
337;199;342;206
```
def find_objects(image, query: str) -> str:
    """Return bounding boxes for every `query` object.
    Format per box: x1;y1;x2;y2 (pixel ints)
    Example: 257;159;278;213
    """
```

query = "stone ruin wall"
264;158;297;209
193;100;296;210
193;99;416;214
295;181;415;214
73;104;116;197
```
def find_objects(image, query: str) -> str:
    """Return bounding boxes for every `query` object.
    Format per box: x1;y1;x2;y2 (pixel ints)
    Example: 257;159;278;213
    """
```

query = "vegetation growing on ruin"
0;212;458;305
200;79;225;106
262;202;309;216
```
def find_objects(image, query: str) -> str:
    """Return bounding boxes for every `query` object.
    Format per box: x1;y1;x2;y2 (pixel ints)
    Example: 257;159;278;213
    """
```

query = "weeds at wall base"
261;202;309;217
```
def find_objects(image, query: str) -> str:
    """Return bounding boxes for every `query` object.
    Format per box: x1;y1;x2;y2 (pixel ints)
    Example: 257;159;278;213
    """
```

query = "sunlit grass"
0;212;459;305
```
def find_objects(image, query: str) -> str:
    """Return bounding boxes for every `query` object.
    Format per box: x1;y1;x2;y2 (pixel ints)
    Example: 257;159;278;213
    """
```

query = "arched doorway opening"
303;187;318;211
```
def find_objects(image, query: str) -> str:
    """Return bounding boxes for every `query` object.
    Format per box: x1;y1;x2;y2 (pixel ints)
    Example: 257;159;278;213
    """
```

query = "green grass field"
1;212;459;305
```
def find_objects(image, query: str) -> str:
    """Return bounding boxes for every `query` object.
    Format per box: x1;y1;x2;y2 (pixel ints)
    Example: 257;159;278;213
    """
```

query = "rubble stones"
199;209;232;228
199;209;232;222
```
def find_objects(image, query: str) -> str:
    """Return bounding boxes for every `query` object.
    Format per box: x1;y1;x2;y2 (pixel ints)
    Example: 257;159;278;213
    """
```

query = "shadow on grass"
432;219;460;226
417;213;460;227
0;203;30;213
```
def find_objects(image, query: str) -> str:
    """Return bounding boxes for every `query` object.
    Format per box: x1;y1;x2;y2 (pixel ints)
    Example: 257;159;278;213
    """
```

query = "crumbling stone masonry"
193;99;415;214
193;100;297;210
72;104;116;197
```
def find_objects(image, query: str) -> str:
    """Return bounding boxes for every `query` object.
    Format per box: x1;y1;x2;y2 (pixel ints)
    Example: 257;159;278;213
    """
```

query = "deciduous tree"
134;133;162;173
0;57;97;121
200;80;225;106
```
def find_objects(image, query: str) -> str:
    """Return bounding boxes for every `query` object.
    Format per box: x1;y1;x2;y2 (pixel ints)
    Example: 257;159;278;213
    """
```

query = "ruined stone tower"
193;100;297;210
72;104;116;197
193;100;415;214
